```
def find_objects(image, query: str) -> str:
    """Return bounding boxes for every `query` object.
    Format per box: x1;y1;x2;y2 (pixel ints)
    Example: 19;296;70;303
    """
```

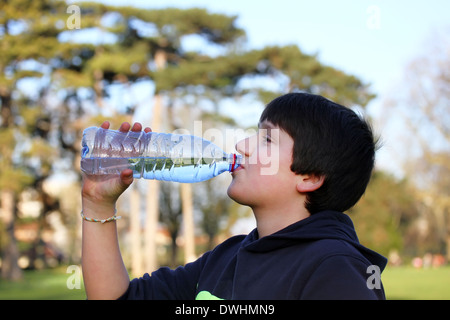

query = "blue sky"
94;0;449;94
76;0;450;175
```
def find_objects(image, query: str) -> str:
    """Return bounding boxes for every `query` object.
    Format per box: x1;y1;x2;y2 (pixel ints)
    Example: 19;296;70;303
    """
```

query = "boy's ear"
296;174;325;193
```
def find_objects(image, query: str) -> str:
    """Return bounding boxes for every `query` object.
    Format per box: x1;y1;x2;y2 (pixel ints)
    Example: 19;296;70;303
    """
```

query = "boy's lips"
232;164;244;173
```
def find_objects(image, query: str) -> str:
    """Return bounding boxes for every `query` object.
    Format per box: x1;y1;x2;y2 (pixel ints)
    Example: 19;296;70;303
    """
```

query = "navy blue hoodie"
119;211;387;300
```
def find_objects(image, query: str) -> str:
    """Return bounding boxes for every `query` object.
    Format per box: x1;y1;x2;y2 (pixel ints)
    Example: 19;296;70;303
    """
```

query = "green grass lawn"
382;265;450;300
0;266;86;300
1;265;449;300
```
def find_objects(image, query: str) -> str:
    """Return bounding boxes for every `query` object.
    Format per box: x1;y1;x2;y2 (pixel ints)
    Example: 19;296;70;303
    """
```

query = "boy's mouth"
232;164;244;174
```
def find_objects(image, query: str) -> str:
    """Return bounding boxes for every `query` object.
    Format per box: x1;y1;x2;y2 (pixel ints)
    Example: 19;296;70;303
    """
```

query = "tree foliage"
153;44;374;107
381;29;450;260
349;171;418;256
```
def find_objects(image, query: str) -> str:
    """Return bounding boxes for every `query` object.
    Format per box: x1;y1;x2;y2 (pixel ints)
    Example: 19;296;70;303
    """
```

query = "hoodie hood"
242;210;387;272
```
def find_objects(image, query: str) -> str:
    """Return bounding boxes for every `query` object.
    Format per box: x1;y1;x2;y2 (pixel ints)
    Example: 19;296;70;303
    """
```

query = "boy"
81;92;387;300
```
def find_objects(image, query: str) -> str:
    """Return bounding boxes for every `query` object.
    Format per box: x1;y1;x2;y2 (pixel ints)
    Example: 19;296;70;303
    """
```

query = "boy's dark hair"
260;92;378;214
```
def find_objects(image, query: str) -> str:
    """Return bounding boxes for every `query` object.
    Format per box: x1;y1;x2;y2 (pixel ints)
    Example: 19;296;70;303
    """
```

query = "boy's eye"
265;136;272;143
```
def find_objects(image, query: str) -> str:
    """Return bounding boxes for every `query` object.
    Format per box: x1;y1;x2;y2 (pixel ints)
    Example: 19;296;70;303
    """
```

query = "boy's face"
227;121;301;209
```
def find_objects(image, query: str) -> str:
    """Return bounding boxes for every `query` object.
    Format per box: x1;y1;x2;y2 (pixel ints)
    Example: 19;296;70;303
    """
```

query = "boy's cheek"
257;148;280;176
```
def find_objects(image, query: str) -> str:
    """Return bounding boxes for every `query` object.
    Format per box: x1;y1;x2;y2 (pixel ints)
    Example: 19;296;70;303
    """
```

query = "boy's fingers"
131;122;142;132
119;122;131;132
100;121;110;129
102;121;147;133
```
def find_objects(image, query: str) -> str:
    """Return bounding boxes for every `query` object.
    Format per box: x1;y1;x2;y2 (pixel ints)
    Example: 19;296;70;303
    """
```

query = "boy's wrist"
82;198;117;219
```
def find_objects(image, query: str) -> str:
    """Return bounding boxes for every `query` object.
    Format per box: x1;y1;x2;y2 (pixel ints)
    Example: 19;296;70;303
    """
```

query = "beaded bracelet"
80;210;122;224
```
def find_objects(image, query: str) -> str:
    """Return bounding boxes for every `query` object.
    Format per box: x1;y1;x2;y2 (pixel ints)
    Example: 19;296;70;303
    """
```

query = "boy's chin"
226;183;238;202
227;183;252;206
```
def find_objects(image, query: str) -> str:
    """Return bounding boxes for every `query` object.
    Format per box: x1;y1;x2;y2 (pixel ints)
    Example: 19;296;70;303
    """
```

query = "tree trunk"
1;190;23;280
130;184;143;277
144;49;168;272
0;90;13;128
169;231;178;267
446;235;450;262
144;94;163;273
180;183;196;263
145;178;160;272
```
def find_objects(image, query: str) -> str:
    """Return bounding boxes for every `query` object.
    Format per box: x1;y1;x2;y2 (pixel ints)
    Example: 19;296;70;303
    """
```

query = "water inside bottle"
81;156;233;183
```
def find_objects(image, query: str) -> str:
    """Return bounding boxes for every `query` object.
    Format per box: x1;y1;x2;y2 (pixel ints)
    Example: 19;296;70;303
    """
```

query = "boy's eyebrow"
258;121;277;129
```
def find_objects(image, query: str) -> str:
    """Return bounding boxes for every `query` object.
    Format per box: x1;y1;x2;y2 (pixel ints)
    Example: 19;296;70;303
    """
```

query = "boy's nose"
235;135;256;158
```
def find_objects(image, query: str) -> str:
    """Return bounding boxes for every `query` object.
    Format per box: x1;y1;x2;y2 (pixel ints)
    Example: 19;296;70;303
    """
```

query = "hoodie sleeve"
300;254;385;300
118;251;211;300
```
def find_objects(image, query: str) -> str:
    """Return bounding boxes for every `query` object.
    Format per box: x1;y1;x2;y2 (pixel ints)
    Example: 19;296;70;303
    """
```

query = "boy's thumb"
119;169;134;189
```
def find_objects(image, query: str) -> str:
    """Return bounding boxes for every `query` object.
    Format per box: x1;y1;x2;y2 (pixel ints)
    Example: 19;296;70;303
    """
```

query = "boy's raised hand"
81;121;152;208
81;121;152;300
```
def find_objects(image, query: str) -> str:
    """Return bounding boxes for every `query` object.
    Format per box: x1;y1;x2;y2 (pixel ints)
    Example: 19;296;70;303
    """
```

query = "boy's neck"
252;205;311;238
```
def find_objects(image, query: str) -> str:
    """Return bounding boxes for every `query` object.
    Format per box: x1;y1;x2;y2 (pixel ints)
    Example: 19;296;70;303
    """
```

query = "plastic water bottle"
80;127;242;183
